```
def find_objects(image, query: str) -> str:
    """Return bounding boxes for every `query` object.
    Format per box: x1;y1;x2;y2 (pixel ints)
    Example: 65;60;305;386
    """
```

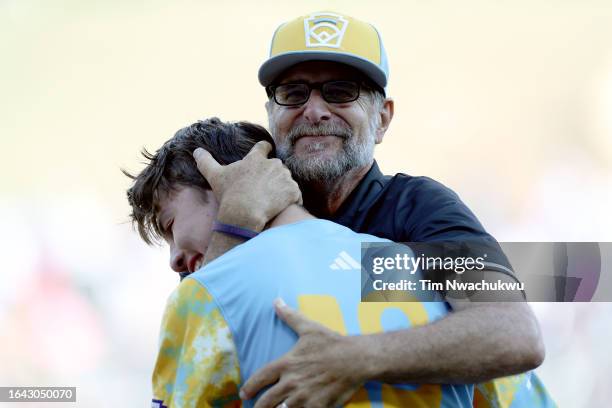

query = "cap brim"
258;51;387;90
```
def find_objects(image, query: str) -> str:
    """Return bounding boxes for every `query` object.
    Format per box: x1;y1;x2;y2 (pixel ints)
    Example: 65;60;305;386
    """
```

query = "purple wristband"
212;221;259;240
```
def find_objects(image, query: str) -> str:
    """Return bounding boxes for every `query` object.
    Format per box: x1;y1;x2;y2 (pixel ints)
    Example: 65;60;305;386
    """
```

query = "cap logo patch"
304;13;349;48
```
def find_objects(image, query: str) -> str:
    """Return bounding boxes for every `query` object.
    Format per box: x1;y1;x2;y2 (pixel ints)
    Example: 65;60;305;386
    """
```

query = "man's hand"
240;281;544;406
240;299;364;408
193;141;302;232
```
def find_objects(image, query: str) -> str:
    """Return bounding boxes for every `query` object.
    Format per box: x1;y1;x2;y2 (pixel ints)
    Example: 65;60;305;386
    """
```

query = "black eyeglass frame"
266;80;365;106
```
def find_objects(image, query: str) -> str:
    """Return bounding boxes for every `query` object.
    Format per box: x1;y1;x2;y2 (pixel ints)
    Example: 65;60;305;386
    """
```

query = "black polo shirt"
327;161;514;276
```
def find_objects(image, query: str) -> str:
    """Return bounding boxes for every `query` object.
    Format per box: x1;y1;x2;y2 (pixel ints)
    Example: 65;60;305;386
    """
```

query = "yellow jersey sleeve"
474;373;557;408
152;278;242;408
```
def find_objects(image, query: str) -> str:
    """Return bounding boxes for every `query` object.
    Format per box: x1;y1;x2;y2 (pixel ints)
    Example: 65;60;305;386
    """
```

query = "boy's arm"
153;279;242;407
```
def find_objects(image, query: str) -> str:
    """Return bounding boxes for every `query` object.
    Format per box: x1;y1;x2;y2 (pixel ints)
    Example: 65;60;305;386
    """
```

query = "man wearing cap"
193;11;555;408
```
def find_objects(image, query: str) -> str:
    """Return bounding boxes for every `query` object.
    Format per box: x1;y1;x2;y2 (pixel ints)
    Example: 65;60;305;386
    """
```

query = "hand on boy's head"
193;141;302;232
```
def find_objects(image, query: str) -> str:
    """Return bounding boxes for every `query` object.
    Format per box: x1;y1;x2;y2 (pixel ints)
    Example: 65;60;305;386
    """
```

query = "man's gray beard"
275;123;376;184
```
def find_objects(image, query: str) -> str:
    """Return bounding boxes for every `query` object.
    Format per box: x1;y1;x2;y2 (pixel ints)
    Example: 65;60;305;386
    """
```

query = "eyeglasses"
267;80;361;106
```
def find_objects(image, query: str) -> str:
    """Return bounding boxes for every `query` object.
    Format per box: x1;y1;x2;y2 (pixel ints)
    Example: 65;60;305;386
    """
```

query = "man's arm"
152;279;242;407
240;271;544;407
202;229;247;265
356;301;544;384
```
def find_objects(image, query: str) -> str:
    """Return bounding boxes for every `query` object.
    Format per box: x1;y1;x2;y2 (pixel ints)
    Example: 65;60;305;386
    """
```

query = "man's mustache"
286;123;352;145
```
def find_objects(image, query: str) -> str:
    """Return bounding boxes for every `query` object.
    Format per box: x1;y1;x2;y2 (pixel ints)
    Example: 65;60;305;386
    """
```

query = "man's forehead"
276;61;365;84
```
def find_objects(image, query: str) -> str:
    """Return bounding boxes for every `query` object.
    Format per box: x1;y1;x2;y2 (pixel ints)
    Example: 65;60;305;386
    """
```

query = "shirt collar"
329;160;387;224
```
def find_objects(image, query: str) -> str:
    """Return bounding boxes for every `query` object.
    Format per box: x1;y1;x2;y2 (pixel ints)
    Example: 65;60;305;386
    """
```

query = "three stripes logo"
330;251;361;270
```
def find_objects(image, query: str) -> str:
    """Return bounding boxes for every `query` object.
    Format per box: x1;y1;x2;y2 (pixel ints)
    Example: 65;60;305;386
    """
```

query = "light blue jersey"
185;219;473;407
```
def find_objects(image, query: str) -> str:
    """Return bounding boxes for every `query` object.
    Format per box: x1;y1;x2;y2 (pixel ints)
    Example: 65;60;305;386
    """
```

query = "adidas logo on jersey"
329;251;361;270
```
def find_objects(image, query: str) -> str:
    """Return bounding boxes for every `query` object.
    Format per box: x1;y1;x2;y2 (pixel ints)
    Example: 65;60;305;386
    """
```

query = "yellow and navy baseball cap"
258;11;389;90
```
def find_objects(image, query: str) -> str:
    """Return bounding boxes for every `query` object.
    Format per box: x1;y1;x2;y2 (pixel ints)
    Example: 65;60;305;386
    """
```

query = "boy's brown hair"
124;117;275;245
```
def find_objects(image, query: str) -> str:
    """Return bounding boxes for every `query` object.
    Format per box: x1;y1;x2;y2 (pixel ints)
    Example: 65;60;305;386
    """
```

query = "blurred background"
1;0;611;406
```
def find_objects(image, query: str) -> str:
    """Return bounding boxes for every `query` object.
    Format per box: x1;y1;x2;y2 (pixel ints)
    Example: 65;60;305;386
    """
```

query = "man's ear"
375;98;394;144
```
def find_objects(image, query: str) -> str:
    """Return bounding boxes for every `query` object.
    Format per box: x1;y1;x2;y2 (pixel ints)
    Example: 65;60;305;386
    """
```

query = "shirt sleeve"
396;177;515;275
152;278;242;408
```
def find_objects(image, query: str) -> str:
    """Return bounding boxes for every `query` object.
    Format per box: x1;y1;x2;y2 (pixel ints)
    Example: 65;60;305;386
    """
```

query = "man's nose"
169;246;187;273
302;90;331;124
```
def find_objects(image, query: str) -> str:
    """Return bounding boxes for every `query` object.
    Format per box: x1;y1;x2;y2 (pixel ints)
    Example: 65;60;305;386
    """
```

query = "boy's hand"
193;141;302;232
